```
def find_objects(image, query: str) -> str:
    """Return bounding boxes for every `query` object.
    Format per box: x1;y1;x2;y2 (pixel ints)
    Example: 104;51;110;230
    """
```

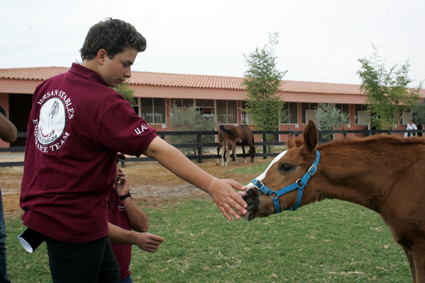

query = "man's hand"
208;179;248;221
133;232;164;253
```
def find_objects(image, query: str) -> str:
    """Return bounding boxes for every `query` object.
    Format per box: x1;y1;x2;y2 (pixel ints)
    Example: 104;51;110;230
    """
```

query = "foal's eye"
279;163;294;172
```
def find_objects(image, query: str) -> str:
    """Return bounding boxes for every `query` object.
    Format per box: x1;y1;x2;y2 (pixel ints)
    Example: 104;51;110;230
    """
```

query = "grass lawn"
5;199;411;282
4;162;412;282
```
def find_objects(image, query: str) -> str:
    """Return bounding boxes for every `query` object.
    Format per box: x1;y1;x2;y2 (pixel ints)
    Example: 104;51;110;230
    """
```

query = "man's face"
99;47;138;87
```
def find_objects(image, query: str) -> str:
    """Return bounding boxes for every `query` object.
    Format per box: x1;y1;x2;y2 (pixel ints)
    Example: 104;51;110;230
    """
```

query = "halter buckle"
308;164;317;176
253;179;264;190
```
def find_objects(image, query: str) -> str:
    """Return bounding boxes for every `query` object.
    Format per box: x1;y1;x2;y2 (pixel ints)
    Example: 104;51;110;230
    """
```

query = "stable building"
0;66;422;148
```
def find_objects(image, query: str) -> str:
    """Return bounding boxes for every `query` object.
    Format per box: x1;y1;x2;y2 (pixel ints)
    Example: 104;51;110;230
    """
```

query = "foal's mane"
293;134;425;150
320;134;425;150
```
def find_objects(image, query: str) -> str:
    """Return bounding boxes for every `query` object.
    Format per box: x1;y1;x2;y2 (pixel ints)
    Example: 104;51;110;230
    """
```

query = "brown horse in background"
217;125;255;167
242;119;425;283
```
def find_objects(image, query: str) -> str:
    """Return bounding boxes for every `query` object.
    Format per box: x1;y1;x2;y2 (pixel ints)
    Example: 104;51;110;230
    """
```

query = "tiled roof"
0;67;69;81
130;72;246;90
0;66;363;95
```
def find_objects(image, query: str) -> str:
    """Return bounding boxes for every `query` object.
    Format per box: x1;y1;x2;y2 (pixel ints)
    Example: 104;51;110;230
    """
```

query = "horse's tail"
220;125;232;133
218;125;224;142
220;125;238;137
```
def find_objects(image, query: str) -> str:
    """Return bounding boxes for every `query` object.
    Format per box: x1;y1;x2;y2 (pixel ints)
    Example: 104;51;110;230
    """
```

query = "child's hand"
115;168;130;197
133;232;164;253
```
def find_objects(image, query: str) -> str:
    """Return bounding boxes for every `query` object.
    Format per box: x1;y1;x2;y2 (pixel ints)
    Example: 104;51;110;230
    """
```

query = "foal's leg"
216;143;222;165
221;141;226;167
232;143;239;166
403;246;416;283
412;241;425;283
225;141;231;167
241;146;247;163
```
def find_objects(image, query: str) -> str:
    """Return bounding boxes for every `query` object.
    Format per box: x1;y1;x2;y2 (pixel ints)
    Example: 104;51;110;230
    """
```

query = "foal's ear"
303;119;318;153
287;133;296;149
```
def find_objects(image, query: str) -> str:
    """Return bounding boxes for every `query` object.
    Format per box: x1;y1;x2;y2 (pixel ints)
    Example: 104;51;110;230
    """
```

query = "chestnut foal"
243;119;425;283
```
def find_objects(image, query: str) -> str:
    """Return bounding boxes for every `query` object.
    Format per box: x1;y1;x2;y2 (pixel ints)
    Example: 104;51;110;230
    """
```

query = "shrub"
168;104;217;156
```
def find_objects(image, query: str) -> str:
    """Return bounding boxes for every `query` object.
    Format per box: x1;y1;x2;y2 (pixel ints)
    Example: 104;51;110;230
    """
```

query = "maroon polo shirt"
20;63;157;243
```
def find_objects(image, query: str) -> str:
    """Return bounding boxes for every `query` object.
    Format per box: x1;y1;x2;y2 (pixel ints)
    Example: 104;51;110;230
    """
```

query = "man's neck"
81;60;98;72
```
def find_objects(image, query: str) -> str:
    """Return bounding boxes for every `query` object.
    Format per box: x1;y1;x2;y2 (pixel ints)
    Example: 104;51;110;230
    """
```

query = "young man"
20;18;247;283
0;105;17;283
109;166;164;283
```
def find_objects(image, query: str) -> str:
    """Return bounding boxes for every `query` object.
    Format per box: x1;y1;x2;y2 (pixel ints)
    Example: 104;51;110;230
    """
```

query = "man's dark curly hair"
80;18;146;60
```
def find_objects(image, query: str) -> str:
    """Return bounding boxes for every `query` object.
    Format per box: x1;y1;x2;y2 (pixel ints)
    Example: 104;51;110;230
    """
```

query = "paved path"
0;152;24;163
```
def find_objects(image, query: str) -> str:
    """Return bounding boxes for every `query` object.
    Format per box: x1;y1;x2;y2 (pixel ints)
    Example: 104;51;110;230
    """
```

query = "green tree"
114;81;135;105
357;46;422;130
413;99;425;126
242;33;288;140
168;104;217;156
316;103;349;141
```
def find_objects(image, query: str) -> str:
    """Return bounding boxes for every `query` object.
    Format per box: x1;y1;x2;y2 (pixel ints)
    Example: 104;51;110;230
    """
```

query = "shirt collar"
68;63;108;86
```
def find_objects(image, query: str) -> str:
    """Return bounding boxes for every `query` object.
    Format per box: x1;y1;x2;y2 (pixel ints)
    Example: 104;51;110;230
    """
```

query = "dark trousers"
45;236;120;283
0;191;11;283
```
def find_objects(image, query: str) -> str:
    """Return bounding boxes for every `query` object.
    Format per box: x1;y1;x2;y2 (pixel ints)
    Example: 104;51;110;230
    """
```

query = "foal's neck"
312;139;422;212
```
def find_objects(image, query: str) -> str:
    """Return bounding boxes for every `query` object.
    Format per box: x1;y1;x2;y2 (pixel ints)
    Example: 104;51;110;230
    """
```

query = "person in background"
0;105;17;283
0;106;17;144
405;119;418;137
20;18;247;282
108;164;164;283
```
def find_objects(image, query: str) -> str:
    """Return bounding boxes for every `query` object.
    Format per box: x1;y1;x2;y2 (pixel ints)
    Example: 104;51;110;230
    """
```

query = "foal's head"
242;120;319;221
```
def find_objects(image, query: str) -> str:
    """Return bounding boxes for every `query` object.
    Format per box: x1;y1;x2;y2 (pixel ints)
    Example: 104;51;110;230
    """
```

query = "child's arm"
0;106;17;143
116;168;149;232
108;223;164;253
143;136;248;221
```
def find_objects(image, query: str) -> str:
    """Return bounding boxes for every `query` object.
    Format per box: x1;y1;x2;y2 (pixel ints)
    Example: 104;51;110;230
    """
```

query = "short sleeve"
97;100;157;157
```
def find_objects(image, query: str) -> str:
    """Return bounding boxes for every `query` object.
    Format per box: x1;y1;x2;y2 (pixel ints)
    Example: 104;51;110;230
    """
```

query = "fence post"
263;133;267;159
197;134;202;164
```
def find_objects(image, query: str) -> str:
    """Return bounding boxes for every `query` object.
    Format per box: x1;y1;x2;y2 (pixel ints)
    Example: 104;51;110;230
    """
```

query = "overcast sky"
1;0;424;86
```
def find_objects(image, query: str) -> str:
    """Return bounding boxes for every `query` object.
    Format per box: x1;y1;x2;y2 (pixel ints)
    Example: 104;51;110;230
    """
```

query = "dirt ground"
0;158;269;217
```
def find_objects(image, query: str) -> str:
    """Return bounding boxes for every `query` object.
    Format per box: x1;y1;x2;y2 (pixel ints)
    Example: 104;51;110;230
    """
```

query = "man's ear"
96;49;107;65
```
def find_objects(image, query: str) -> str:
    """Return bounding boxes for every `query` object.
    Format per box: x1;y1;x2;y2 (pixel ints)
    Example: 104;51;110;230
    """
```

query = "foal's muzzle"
241;188;260;221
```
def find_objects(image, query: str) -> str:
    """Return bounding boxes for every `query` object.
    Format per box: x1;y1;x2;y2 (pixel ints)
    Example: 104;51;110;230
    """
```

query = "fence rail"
2;129;424;167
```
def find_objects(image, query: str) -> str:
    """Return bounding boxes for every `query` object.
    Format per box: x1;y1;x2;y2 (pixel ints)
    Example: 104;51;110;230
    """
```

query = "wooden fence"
1;128;424;167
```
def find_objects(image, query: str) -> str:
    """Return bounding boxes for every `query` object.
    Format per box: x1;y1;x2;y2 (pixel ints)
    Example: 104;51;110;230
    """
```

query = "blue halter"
250;150;320;214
